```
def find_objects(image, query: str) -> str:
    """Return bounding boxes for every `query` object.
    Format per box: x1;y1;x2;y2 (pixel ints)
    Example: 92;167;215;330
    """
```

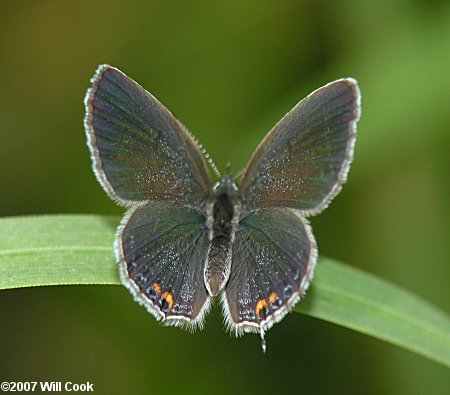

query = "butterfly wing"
117;201;211;328
239;79;360;215
84;65;213;327
223;208;316;336
226;80;360;339
84;64;211;207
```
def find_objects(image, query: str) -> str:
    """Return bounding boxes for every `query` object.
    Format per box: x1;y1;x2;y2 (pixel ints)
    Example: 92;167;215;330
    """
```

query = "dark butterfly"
84;65;361;351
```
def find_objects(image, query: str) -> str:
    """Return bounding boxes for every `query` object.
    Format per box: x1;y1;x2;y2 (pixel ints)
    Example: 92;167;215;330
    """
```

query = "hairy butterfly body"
84;65;361;351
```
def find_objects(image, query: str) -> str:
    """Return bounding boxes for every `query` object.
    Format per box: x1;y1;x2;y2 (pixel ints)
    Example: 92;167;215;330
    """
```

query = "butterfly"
84;65;361;351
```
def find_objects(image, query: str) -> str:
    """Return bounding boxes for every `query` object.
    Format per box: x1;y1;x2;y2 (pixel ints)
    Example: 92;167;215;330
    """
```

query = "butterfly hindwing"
84;65;211;207
116;201;211;329
239;79;360;215
223;208;317;335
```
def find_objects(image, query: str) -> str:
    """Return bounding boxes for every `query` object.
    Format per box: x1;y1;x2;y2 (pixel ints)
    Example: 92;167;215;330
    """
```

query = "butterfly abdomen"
204;182;238;296
205;235;232;296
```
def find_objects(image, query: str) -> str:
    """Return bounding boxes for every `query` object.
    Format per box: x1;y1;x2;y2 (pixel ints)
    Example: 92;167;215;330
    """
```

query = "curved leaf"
0;215;449;368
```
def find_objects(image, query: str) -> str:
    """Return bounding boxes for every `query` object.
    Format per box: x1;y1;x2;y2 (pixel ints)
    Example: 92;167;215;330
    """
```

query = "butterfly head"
212;177;238;194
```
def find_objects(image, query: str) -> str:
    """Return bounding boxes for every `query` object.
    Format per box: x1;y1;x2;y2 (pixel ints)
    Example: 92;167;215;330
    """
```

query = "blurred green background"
1;1;449;394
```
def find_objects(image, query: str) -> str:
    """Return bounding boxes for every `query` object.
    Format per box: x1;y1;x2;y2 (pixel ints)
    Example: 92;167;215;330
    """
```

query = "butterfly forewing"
117;202;211;328
239;79;360;215
84;65;211;207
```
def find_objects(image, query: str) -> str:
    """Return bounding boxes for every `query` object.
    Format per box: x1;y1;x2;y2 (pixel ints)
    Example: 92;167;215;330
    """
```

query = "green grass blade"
0;215;119;288
297;259;450;368
0;215;449;367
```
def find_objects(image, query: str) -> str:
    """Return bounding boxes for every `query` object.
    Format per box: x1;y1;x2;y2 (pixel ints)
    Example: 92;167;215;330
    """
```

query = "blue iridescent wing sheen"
223;208;316;335
238;79;360;215
116;201;211;328
84;64;211;207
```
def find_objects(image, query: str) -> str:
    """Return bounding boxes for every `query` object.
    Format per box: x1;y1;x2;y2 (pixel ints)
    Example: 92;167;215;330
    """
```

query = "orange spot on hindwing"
255;299;269;320
152;282;162;295
152;283;174;313
256;291;280;320
268;292;277;303
161;291;174;311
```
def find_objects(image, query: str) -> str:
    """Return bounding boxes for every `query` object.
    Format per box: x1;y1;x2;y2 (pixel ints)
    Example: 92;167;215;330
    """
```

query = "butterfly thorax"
204;178;240;296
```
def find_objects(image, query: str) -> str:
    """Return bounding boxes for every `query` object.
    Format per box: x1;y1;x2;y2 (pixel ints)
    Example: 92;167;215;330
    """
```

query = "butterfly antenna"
232;168;244;181
225;162;232;177
188;132;221;178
